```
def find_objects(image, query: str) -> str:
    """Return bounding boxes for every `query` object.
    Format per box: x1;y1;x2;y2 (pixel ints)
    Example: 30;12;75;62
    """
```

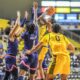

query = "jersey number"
55;35;60;41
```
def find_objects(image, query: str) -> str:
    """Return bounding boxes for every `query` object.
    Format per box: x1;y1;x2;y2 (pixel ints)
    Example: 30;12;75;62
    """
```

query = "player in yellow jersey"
25;23;75;80
39;20;47;41
38;19;50;80
33;1;53;79
37;14;53;80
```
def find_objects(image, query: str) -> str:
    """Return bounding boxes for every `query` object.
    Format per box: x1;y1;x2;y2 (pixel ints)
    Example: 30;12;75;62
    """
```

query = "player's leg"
46;73;56;80
61;74;68;80
17;69;26;80
29;54;38;80
38;47;48;80
9;57;18;80
4;56;15;80
38;58;48;80
49;55;68;80
46;59;56;80
29;65;37;80
11;67;18;80
38;60;45;80
42;53;50;79
61;55;70;80
29;74;36;80
17;58;30;80
3;71;10;80
46;62;57;80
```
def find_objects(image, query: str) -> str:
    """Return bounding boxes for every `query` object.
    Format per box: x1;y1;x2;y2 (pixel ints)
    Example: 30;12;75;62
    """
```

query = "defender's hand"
24;11;28;19
17;11;21;18
25;50;31;55
33;1;38;9
16;11;21;25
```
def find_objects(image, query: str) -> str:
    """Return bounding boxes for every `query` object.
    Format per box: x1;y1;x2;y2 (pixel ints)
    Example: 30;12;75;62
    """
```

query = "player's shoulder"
43;33;52;40
41;25;46;28
57;33;65;37
44;32;51;36
58;33;69;41
60;33;67;38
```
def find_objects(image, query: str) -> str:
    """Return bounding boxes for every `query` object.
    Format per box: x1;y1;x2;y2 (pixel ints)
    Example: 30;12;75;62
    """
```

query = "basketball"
47;7;55;15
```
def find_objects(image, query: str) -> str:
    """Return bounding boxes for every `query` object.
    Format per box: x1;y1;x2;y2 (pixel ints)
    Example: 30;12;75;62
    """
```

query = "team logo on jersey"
30;34;37;40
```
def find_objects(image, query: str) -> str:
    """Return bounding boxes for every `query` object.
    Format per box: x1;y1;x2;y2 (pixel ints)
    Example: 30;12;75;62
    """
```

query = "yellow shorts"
38;47;48;62
47;54;70;75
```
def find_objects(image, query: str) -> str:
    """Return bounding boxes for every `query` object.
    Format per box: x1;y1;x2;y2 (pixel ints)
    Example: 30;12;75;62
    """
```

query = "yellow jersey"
39;25;47;41
40;32;71;56
38;25;48;61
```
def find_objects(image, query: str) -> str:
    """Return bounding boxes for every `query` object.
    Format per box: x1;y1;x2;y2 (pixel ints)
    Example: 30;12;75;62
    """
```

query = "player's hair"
26;23;35;34
52;23;61;33
5;27;11;35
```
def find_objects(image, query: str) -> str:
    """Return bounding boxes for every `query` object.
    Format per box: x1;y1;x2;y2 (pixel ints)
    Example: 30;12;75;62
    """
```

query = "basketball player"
17;2;38;80
3;11;21;80
25;23;75;80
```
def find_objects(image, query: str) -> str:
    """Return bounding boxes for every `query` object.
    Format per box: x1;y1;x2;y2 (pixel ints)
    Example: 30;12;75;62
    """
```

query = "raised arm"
64;36;75;53
9;11;21;38
33;0;38;26
37;7;54;32
20;11;28;27
67;43;75;53
38;6;54;20
25;42;43;55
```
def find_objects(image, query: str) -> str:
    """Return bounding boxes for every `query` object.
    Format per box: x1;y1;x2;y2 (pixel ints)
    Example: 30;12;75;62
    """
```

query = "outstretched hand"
16;11;21;25
17;11;21;19
24;11;28;19
33;1;38;9
25;50;31;55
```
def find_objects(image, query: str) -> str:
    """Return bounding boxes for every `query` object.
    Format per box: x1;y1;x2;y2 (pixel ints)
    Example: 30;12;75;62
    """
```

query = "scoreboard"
41;1;80;13
40;0;80;23
66;14;77;20
54;14;65;20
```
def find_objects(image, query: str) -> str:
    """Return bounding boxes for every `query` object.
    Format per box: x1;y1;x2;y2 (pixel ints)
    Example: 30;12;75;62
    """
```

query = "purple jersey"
20;24;39;74
7;39;18;56
21;26;38;50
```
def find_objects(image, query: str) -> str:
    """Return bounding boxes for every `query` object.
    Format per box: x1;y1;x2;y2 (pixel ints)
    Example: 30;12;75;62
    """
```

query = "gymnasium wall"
0;0;41;19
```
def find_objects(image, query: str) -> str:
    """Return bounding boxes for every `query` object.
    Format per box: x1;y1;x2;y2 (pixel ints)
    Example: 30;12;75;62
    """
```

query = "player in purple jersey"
17;22;38;80
17;2;39;80
3;11;22;80
0;43;5;65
